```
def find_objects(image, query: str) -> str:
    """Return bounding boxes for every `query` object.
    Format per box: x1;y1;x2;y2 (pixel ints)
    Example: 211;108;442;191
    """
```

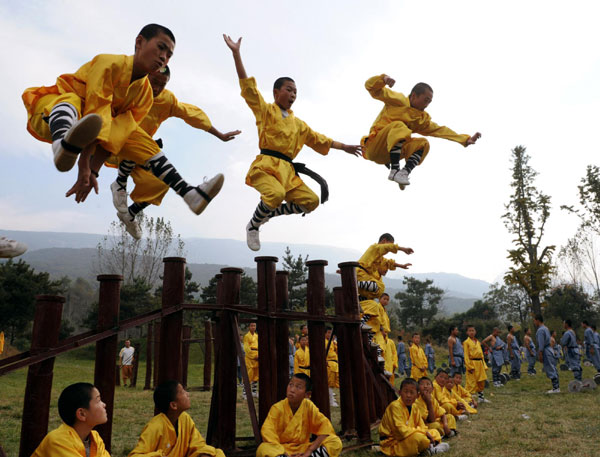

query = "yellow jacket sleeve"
418;120;470;145
239;77;269;122
380;401;418;441
168;92;212;131
298;119;332;156
260;402;284;444
32;425;110;457
365;75;409;107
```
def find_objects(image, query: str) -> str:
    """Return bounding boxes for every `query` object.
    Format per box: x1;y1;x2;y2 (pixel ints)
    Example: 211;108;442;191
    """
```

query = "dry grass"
1;347;599;457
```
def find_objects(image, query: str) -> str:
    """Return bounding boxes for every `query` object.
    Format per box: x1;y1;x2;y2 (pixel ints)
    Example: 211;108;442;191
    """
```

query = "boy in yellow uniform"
223;35;362;251
409;333;428;380
110;65;241;238
432;370;466;420
31;383;110;457
414;377;456;439
379;378;449;456
128;380;225;457
463;325;490;403
361;74;481;189
23;24;223;215
357;233;412;362
257;373;342;457
447;374;477;414
325;327;339;407
383;331;398;382
243;322;259;398
294;334;311;376
450;372;478;410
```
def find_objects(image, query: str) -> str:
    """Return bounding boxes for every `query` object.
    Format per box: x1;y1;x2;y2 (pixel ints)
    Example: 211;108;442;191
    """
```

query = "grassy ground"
1;347;599;457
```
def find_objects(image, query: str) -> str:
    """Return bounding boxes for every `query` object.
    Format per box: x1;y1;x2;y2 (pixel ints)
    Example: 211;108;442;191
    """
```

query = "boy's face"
149;71;170;97
418;380;432;395
273;81;297;111
452;327;459;337
453;374;462;385
300;336;308;348
380;295;390;307
325;330;332;340
172;383;191;412
467;327;476;338
436;372;448;385
125;340;131;347
413;334;420;345
445;378;454;389
80;387;107;427
286;376;309;406
135;32;175;75
301;326;308;335
400;383;418;406
409;89;433;111
249;323;257;333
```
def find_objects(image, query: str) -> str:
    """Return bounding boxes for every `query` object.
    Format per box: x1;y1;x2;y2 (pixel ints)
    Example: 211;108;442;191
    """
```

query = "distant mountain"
2;230;490;314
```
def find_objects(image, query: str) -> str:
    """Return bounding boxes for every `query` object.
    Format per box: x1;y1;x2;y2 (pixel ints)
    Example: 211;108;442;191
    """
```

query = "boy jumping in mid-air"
257;373;342;457
109;65;241;238
223;35;362;251
361;74;481;189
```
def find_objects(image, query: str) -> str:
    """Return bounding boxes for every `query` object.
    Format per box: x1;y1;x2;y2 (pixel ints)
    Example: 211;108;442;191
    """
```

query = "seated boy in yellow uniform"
223;34;362;251
450;372;477;410
432;369;467;421
23;24;223;215
361;74;481;190
409;333;428;380
294;334;311;376
446;375;477;414
31;382;110;457
357;233;412;362
379;378;449;456
325;327;339;407
463;325;490;403
110;65;241;238
243;322;259;398
414;377;456;439
257;373;342;457
128;380;225;457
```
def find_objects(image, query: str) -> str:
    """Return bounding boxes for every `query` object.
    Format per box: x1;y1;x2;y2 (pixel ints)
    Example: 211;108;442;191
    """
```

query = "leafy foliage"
395;277;444;329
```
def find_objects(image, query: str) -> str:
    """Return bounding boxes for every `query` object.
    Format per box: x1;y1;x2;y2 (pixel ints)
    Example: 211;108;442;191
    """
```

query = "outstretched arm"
394;262;412;270
208;126;242;142
223;34;248;79
465;132;481;146
331;140;362;157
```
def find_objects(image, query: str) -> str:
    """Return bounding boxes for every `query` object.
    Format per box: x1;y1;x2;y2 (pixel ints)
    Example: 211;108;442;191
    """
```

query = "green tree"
395;277;444;329
200;271;257;306
483;282;531;327
282;247;308;310
544;284;598;326
502;146;555;316
0;260;63;345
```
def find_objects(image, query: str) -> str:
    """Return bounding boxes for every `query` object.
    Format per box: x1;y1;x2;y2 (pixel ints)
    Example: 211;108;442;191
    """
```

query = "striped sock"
146;152;193;198
358;280;379;293
403;149;424;174
48;103;78;142
128;202;149;219
389;141;404;170
249;201;274;230
268;202;304;218
116;160;136;192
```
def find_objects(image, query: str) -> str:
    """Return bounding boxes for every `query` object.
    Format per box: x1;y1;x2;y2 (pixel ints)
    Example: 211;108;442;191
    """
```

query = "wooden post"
181;325;192;388
338;261;371;442
131;339;140;388
334;286;355;435
157;257;185;389
19;295;64;457
115;364;121;386
255;256;278;425
306;260;330;419
275;270;290;401
203;319;213;391
144;322;153;390
94;274;122;452
206;274;223;445
214;267;243;452
153;320;160;388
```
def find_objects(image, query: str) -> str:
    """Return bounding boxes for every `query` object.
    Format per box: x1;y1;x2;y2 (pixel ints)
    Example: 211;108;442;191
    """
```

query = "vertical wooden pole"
206;275;223;445
334;286;355;434
255;256;278;425
94;274;122;452
181;325;192;388
144;322;153;390
19;295;64;457
338;261;371;441
203;319;213;390
153;321;160;388
306;260;330;419
275;270;290;401
132;339;140;388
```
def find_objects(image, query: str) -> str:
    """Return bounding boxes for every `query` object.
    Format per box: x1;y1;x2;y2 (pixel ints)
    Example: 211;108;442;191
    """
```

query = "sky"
1;0;599;283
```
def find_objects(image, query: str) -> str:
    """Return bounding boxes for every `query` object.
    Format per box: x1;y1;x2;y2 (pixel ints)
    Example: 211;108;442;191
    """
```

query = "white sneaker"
457;414;468;421
377;355;385;363
184;174;225;215
429;442;450;454
546;388;560;394
117;212;142;240
246;222;261;251
0;236;28;258
361;323;373;331
480;397;491;403
110;181;129;213
384;370;393;377
388;168;410;186
52;113;102;172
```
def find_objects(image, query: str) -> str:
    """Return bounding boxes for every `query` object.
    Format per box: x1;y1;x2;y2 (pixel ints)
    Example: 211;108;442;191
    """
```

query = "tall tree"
200;271;257;306
281;247;308;310
484;282;531;327
395;277;444;329
502;145;555;315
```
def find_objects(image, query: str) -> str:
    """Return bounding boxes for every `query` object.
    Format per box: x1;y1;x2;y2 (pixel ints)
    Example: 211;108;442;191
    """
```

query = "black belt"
471;358;483;361
298;366;310;369
359;295;372;302
260;149;329;203
453;355;464;358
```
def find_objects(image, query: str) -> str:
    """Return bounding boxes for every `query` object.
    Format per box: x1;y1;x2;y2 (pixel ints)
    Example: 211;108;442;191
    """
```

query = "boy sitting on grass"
257;373;342;457
414;377;456;439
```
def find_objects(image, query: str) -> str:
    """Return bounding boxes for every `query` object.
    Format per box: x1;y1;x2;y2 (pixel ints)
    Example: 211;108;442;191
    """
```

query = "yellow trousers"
26;92;82;143
381;432;432;457
327;368;340;388
465;374;485;394
246;358;259;382
257;435;342;457
363;121;431;166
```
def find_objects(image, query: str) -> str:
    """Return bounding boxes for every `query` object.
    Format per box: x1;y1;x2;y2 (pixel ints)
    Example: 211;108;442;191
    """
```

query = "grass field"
1;347;599;457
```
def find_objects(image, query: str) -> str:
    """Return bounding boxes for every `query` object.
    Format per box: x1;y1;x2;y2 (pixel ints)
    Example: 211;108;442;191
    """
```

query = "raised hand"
342;144;362;157
219;130;242;142
383;74;395;88
223;34;242;53
466;132;481;146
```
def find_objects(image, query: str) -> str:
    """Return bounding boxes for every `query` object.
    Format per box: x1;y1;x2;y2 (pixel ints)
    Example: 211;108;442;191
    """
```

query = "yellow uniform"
432;381;460;417
414;395;456;437
128;412;224;457
257;398;342;457
243;331;259;382
409;344;428;380
31;423;109;457
463;337;488;394
23;54;153;157
0;331;4;354
294;346;311;376
449;385;477;414
115;88;213;206
361;74;470;167
379;398;440;457
325;338;339;388
384;336;398;383
380;306;391;334
240;77;332;212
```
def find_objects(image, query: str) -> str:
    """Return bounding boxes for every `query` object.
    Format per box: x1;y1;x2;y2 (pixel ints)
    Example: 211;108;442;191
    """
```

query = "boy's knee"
262;188;286;209
300;194;319;213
